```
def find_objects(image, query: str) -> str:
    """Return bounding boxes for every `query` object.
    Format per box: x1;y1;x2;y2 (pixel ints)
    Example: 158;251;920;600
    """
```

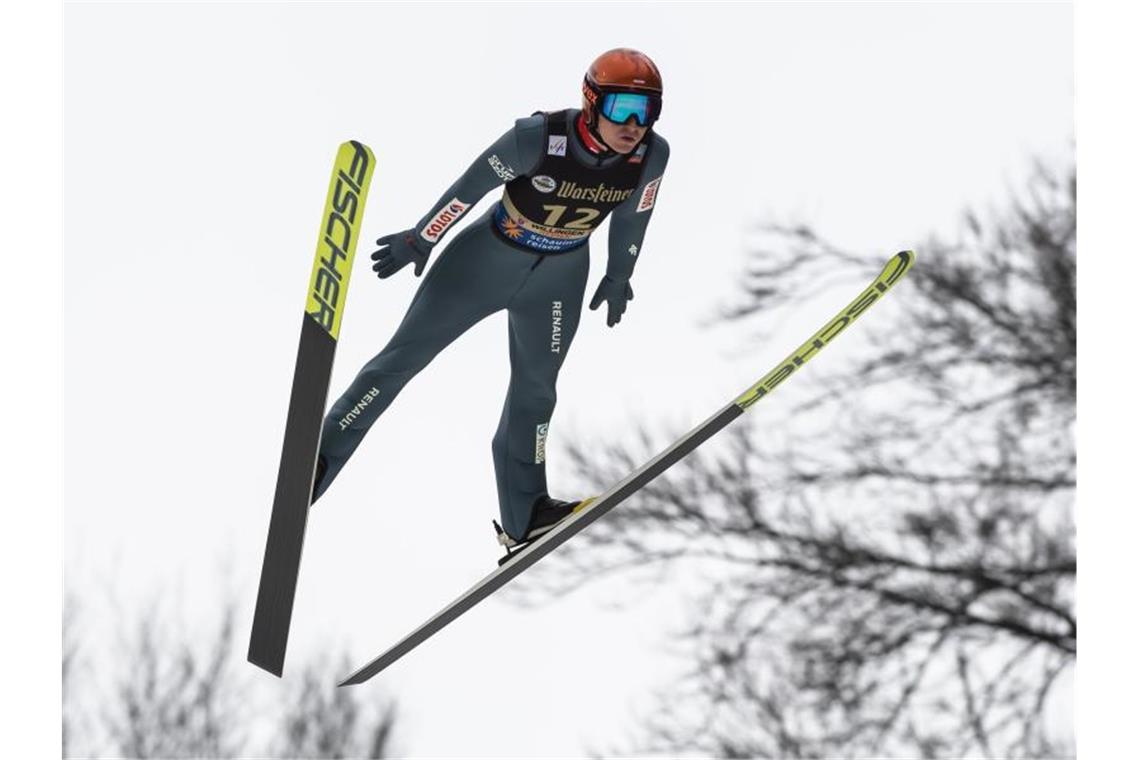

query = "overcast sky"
64;2;1072;755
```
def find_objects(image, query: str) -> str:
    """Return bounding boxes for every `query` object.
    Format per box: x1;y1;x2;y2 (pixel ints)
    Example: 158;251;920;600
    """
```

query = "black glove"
371;229;431;279
589;276;634;327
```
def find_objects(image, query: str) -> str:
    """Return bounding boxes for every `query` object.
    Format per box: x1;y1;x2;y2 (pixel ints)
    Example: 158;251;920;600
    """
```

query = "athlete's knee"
517;385;557;414
358;343;431;388
510;366;559;400
492;428;507;460
355;363;416;394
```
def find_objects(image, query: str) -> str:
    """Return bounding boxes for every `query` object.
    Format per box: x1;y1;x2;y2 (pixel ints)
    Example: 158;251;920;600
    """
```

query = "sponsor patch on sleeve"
420;198;471;243
636;177;662;213
487;154;516;182
547;135;567;156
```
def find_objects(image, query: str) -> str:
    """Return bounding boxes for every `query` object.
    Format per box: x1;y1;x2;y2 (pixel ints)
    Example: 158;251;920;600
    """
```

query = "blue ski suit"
314;109;669;540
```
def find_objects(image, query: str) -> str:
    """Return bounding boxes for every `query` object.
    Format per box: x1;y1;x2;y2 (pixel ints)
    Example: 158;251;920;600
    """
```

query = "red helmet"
582;48;663;129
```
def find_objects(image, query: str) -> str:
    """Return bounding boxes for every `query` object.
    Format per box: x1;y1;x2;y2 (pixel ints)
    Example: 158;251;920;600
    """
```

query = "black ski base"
248;314;336;676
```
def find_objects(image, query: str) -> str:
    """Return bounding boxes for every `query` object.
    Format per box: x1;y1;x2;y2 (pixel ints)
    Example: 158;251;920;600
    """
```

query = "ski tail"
248;141;376;677
336;251;915;686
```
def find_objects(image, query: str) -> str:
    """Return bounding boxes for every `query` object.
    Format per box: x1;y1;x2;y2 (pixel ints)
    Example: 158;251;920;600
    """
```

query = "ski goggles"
598;91;662;127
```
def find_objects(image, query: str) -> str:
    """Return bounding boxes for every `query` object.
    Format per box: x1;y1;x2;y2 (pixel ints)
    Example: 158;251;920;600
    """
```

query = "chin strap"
576;112;614;155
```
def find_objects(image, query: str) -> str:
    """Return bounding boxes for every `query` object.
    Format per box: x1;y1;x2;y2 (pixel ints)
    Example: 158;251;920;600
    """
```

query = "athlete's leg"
491;246;590;539
315;220;510;501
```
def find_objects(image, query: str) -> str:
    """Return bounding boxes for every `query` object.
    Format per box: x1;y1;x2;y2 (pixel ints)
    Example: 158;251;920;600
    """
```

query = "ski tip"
344;139;376;163
879;250;916;287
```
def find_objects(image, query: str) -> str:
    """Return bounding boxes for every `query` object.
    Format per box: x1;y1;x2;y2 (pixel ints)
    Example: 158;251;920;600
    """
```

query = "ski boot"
492;495;597;566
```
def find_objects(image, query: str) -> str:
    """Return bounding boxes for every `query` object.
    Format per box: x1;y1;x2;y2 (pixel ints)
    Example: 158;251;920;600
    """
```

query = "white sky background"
63;2;1072;756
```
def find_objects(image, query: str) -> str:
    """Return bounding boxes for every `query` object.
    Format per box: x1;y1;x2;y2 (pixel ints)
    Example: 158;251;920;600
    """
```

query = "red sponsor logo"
420;198;471;243
636;177;661;213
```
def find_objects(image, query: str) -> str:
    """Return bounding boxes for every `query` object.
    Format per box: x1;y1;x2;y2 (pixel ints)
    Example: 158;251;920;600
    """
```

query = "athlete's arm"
411;115;546;246
371;116;546;279
588;135;670;325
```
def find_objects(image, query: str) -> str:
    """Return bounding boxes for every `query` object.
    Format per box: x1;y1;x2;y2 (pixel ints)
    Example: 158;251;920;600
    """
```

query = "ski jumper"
314;109;670;540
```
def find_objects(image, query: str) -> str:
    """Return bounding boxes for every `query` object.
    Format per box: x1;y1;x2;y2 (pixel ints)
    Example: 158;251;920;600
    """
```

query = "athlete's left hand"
589;276;634;327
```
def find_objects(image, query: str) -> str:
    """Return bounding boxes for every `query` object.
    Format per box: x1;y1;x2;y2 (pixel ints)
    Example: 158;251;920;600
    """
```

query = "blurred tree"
275;653;398;759
63;592;82;758
103;601;248;758
512;162;1075;758
65;592;399;758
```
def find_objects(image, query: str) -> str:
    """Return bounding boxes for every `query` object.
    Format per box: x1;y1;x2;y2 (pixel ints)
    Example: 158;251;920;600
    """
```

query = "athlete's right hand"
371;229;431;279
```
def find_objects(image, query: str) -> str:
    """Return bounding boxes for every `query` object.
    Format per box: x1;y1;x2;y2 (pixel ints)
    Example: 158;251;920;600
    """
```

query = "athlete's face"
595;113;649;154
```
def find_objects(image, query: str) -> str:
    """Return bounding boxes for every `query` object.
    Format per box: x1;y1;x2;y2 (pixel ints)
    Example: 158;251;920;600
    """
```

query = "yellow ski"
250;141;376;677
339;251;914;686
